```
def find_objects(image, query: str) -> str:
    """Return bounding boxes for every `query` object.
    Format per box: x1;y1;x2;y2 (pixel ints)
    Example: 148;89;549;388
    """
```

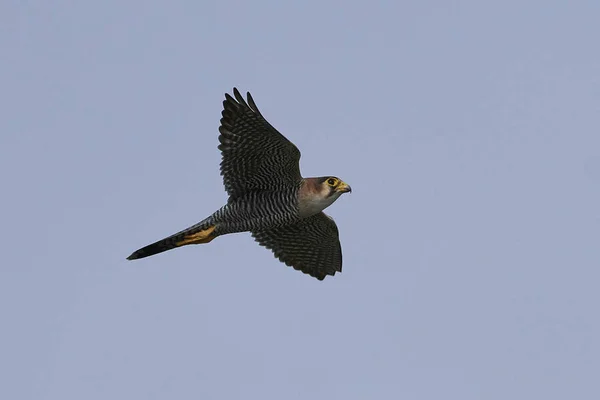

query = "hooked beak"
337;181;352;193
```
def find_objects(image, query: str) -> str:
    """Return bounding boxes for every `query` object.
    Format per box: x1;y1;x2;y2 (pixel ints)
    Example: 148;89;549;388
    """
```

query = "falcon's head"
298;176;351;218
319;176;352;196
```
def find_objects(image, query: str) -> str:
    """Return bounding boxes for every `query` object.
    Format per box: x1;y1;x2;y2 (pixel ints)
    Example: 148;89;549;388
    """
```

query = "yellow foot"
176;225;217;246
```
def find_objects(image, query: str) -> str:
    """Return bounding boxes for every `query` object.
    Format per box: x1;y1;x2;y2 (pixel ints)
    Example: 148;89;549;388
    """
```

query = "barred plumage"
211;188;301;235
252;212;342;280
127;88;351;280
218;89;302;199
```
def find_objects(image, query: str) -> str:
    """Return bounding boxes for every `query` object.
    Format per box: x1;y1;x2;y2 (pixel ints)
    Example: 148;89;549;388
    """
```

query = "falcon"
127;88;351;280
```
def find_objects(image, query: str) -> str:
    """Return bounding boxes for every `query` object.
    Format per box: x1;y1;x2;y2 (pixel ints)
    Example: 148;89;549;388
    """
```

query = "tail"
127;220;217;260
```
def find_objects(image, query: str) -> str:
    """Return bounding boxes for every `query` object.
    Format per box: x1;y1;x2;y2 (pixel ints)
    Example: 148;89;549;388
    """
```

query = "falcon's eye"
327;178;337;186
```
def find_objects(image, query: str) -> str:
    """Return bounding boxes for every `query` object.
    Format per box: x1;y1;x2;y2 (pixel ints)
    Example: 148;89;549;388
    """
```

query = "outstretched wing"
218;88;302;200
251;212;343;280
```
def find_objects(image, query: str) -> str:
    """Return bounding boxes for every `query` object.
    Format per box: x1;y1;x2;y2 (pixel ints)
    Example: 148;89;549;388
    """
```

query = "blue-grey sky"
2;1;599;399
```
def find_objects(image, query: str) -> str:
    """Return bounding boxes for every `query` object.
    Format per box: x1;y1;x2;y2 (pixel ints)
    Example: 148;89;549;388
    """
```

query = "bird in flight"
127;88;351;280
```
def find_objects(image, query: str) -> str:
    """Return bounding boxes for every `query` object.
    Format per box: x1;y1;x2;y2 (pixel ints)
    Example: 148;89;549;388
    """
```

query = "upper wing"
218;88;302;200
251;212;343;280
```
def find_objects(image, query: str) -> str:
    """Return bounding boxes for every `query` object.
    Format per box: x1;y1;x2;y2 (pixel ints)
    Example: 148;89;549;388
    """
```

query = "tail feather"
127;221;216;260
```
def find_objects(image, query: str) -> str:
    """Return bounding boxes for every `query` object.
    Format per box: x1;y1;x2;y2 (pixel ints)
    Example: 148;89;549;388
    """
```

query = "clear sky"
2;1;599;399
